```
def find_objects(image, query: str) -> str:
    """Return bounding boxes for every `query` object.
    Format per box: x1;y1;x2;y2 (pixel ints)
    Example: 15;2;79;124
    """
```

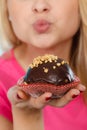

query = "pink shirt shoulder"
0;49;25;122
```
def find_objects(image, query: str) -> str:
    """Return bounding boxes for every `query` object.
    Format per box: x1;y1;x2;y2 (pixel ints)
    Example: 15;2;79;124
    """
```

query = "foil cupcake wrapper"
17;76;80;98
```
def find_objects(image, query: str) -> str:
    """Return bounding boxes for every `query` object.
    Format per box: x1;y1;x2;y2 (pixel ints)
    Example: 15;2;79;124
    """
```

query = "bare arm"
0;116;13;130
0;108;44;130
12;107;44;130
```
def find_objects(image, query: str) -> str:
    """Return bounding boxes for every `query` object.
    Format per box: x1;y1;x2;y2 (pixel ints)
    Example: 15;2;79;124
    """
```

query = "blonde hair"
0;0;20;48
0;0;87;99
70;0;87;100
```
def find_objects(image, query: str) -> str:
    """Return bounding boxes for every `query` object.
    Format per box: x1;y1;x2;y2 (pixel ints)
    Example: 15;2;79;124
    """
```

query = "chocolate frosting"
24;56;75;86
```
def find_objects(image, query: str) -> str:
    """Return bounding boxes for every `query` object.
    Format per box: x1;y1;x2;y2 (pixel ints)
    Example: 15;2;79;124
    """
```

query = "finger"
7;86;18;104
17;89;29;100
33;92;52;108
48;88;80;107
7;86;29;105
75;84;86;92
15;92;52;108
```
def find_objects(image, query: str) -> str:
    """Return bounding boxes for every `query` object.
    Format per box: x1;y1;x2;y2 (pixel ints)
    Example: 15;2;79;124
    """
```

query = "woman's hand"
7;84;86;130
7;84;86;109
7;86;52;109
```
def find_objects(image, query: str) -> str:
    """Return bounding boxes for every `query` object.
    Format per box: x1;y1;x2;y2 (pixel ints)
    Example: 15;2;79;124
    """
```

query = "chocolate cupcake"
17;55;80;98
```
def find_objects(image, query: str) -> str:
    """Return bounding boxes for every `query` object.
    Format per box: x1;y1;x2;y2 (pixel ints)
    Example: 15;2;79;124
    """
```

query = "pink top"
0;49;87;130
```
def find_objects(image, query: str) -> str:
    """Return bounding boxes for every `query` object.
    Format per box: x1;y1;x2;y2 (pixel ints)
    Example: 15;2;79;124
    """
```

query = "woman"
0;0;87;130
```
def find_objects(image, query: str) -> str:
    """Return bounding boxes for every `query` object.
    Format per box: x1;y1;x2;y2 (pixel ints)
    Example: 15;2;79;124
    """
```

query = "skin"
7;0;80;70
0;0;86;130
7;0;80;48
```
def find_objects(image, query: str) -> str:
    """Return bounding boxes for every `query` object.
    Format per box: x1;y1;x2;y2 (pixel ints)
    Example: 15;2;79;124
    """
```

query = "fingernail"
17;94;22;99
72;95;78;98
45;97;51;101
80;91;83;93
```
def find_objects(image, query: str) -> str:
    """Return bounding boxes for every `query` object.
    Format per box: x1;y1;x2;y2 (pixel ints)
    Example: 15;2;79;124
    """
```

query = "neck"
14;40;72;71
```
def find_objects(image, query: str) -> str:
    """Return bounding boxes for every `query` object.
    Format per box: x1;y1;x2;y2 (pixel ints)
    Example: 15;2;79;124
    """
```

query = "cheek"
7;1;27;25
7;2;29;39
54;2;80;37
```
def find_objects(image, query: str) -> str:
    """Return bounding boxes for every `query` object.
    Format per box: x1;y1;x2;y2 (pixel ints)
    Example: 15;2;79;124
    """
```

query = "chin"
32;43;56;49
29;38;58;49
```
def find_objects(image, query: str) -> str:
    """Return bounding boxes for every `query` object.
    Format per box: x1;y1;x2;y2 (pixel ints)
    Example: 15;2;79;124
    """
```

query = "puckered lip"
32;19;52;33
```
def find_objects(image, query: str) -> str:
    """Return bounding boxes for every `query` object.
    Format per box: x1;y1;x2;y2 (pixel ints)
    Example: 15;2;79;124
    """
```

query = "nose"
32;0;50;13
